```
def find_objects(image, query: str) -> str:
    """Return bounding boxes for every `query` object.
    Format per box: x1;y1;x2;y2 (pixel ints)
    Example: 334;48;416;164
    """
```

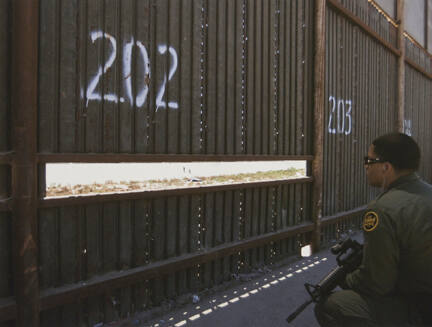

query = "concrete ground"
126;233;362;327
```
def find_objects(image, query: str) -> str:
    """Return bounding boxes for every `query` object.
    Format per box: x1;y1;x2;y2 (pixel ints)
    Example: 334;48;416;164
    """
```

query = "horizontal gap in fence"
37;154;314;163
320;205;367;226
0;198;11;212
405;57;432;80
45;161;307;197
0;152;13;165
327;0;400;57
38;222;314;312
40;177;313;208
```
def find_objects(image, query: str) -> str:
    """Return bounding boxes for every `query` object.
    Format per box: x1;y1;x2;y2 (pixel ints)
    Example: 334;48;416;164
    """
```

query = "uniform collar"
386;172;419;190
374;173;419;201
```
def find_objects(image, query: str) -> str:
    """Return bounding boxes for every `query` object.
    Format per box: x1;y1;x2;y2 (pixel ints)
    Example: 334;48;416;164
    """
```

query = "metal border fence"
1;0;431;326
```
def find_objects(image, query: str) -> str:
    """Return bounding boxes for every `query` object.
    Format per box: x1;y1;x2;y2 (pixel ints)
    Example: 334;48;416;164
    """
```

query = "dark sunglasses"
363;156;385;165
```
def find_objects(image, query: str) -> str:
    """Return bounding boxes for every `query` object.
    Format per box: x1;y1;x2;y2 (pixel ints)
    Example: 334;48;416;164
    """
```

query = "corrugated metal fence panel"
323;5;398;217
38;0;314;156
404;65;432;182
36;1;315;324
405;38;432;75
0;0;13;312
38;182;311;325
0;0;10;158
321;212;363;246
0;0;11;202
336;0;398;48
403;39;432;182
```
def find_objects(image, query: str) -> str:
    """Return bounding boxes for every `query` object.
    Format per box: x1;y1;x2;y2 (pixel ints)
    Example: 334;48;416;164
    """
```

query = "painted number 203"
328;96;352;135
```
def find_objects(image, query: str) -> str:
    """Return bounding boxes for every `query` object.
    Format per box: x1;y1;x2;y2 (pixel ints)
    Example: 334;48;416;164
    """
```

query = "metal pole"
11;0;40;326
312;0;326;253
397;0;405;132
425;0;428;50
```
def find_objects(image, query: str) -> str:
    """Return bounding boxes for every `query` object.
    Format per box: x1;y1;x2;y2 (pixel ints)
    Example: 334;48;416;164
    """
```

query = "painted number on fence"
403;119;412;136
85;30;179;111
328;96;352;135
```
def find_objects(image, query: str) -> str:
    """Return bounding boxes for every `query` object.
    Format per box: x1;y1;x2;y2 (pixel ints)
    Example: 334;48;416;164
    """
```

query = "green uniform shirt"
346;173;432;297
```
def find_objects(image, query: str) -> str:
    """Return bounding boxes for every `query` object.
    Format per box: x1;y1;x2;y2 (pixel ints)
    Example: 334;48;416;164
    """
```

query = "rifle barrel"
286;299;314;323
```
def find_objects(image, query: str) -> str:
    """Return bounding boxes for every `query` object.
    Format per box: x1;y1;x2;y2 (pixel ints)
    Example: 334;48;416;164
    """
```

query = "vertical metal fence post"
397;0;405;132
312;0;326;253
425;1;428;50
11;0;40;326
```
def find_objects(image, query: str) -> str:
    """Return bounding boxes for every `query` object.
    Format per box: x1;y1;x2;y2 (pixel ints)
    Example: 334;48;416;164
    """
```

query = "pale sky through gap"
46;161;307;186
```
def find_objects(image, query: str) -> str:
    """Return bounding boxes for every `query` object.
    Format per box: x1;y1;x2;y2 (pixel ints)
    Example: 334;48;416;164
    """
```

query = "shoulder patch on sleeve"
363;211;379;232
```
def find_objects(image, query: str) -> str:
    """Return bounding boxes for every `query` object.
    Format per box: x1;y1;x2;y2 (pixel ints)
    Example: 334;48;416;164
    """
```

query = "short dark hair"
372;133;420;171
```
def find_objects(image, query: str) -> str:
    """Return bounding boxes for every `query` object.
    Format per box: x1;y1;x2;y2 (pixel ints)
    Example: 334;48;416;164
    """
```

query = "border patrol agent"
315;133;432;326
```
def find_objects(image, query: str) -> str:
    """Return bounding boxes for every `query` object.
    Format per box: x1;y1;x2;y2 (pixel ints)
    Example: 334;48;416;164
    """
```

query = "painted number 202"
85;30;178;111
328;96;352;135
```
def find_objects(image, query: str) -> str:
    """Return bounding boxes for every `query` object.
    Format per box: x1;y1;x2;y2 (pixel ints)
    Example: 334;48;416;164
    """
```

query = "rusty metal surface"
35;181;312;323
0;0;10;161
311;0;326;252
40;177;312;208
405;57;432;79
0;212;12;309
0;203;366;323
1;0;429;325
37;221;314;312
402;34;432;182
0;297;15;323
0;0;11;215
38;0;314;156
320;205;366;226
328;0;398;51
397;0;405;132
321;211;363;246
0;153;13;166
405;37;432;76
0;200;11;213
38;182;313;287
33;1;317;324
11;0;40;326
37;153;313;163
323;3;398;218
404;65;432;182
320;206;364;247
0;165;10;202
0;222;315;322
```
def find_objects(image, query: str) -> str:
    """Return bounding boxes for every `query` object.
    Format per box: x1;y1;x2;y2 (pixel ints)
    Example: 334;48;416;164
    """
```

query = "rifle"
286;238;363;324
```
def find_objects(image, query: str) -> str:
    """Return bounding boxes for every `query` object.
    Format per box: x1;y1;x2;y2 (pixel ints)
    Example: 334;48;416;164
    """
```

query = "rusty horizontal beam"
39;177;313;208
0;198;11;212
327;0;401;57
320;206;367;227
405;57;432;80
37;153;314;163
38;222;314;312
0;152;13;165
0;298;16;322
